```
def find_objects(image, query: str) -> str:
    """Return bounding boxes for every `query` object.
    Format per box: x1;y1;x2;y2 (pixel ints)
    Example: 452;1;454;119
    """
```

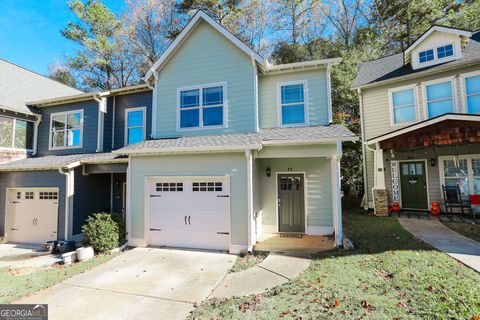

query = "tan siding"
361;64;480;141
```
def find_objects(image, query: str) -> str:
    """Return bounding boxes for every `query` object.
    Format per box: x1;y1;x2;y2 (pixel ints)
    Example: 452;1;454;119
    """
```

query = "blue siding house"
0;11;356;253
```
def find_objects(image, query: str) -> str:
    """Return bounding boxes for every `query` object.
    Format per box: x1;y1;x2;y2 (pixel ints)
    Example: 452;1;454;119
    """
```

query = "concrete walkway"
399;218;480;272
0;243;61;269
210;253;310;298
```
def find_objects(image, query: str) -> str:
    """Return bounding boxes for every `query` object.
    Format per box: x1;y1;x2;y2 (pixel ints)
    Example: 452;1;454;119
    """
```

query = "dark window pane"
203;86;223;106
0;116;13;148
180;109;199;128
180;89;199;108
203;107;223;126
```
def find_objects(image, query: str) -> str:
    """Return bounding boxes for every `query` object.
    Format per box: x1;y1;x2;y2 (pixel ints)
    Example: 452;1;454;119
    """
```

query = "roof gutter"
113;144;263;155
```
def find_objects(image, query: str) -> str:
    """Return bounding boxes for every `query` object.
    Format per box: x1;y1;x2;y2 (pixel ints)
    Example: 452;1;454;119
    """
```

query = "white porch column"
373;147;386;189
331;142;343;247
245;149;254;252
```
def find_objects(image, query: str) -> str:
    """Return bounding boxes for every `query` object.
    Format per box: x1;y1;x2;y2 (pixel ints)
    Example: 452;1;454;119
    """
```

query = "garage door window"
192;182;223;192
39;192;58;200
16;191;34;200
156;182;183;192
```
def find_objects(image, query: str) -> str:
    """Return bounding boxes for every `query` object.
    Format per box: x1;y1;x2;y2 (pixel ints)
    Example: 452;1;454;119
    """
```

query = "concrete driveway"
17;247;235;320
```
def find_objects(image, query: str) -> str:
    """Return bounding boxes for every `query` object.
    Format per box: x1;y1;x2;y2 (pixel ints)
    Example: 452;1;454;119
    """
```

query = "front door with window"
278;174;305;232
400;161;428;209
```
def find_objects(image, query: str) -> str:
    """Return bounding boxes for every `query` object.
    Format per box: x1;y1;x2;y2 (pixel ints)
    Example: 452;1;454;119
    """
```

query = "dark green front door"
400;161;428;209
278;174;305;232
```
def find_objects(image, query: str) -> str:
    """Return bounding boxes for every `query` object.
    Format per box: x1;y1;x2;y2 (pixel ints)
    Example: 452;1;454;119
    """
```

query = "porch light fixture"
266;167;271;177
430;158;436;167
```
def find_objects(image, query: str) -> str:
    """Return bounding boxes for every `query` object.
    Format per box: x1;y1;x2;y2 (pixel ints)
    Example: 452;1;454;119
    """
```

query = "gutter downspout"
94;94;107;152
358;88;369;210
251;55;259;131
32;114;42;156
145;71;158;139
58;167;74;241
111;95;116;149
245;149;254;252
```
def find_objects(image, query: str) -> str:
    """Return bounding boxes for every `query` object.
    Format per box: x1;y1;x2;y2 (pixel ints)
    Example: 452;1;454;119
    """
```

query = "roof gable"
404;26;472;66
145;10;266;81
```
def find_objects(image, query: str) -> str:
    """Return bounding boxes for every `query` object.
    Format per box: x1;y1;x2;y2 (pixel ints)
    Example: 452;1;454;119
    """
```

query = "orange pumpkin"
430;201;441;216
391;202;401;213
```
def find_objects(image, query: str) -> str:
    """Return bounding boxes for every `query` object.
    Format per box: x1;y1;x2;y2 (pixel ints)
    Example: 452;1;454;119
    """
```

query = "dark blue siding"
36;100;99;156
0;171;66;240
103;97;114;152
113;91;152;150
72;167;111;235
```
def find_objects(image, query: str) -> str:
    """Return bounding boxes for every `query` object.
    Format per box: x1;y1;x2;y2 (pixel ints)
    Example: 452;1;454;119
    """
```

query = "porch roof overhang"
367;113;480;149
0;152;128;172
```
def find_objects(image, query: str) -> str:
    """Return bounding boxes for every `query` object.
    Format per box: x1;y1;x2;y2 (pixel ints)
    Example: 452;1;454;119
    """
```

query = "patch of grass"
189;211;480;320
230;251;269;273
442;221;480;242
0;254;114;303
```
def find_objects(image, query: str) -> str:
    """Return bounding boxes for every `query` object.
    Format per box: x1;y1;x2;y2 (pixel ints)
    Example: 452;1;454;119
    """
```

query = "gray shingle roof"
352;30;480;88
0;58;82;115
0;152;127;171
116;125;357;154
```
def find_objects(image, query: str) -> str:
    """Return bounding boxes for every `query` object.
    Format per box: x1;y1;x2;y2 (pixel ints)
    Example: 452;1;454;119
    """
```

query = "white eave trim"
144;10;266;81
113;145;263;155
262;137;358;146
366;113;480;145
263;58;342;74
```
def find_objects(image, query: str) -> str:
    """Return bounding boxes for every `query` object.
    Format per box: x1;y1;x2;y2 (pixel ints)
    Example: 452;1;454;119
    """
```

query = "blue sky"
0;0;125;75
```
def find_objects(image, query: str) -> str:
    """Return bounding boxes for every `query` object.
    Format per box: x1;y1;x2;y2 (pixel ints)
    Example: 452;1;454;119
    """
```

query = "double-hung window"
0;116;34;150
279;82;306;126
419;49;434;63
465;75;480;114
442;156;480;197
50;110;82;149
125;107;146;145
390;88;416;125
425;81;454;118
179;84;225;129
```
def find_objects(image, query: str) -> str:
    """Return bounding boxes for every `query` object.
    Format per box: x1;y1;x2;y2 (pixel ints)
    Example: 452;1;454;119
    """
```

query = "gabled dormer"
404;26;472;70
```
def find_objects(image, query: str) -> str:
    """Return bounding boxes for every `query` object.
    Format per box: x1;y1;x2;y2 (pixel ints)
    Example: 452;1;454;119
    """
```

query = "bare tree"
122;0;183;76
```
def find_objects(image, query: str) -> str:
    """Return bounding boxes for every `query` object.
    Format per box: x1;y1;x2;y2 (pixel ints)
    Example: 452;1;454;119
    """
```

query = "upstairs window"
465;75;480;114
178;84;225;129
125;107;146;145
279;81;307;126
391;88;416;125
419;49;434;63
425;81;454;118
50;110;83;149
0;116;34;150
437;44;453;59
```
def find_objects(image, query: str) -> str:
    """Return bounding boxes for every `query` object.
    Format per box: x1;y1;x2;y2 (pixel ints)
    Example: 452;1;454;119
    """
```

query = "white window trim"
0;114;35;152
418;43;456;66
48;109;84;151
438;154;480;196
176;82;228;131
124;106;147;146
277;80;309;127
388;84;420;127
459;70;480;114
421;76;458;119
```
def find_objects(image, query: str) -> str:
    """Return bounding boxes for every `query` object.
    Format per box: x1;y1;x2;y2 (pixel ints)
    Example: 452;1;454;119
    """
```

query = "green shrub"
110;213;127;245
82;213;120;253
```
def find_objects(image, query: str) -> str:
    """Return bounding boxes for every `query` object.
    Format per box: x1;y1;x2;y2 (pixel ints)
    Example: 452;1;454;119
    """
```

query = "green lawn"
230;251;269;273
189;211;480;320
0;254;114;303
442;221;480;242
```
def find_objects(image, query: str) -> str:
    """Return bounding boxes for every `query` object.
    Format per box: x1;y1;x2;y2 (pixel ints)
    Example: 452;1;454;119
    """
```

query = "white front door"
148;177;230;251
6;188;59;244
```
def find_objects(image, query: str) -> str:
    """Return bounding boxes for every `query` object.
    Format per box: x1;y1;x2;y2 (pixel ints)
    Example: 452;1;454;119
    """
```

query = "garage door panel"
148;177;229;251
6;189;59;244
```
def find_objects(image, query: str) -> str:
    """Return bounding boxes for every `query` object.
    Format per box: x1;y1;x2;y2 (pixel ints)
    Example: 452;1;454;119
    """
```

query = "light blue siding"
259;70;329;128
130;153;248;245
155;21;255;137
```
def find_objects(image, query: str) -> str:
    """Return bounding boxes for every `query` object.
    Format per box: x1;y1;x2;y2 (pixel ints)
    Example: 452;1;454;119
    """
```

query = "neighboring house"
353;26;480;212
0;58;81;163
0;11;356;254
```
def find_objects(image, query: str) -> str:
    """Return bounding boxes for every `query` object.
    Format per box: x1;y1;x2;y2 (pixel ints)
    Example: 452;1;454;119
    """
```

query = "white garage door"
6;188;59;244
148;177;230;251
